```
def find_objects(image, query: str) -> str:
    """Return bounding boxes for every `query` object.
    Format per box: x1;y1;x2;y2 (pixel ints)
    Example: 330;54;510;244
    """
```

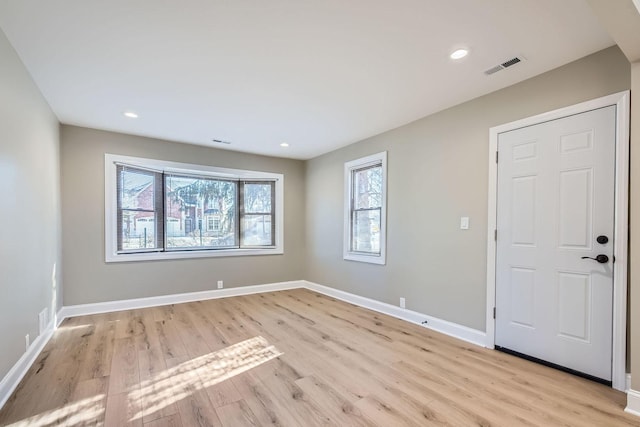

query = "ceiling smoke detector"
484;56;526;75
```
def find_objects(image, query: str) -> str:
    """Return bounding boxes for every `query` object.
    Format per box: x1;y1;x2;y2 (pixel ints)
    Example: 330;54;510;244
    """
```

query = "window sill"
343;252;386;265
106;247;284;263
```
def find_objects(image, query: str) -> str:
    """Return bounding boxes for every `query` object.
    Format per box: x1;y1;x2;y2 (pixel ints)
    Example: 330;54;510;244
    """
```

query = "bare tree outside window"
108;154;284;261
165;175;237;249
344;151;387;265
351;165;382;254
241;182;275;246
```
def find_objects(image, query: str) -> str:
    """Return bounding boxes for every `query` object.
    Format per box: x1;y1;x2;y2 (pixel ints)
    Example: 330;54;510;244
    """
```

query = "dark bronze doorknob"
581;254;609;263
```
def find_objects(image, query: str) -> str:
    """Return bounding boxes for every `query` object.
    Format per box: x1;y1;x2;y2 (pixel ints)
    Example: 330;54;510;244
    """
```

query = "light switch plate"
460;216;470;230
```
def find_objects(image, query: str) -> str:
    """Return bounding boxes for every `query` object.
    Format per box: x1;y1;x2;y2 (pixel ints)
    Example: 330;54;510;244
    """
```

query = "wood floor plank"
151;304;176;322
231;373;287;426
143;413;182;427
163;356;223;427
215;400;262;427
108;336;140;395
138;349;179;424
183;301;234;351
199;299;255;344
294;375;373;427
203;379;242;409
104;390;143;427
171;304;213;358
1;289;638;427
155;318;189;360
244;368;330;426
354;395;431;427
77;316;117;381
221;297;282;344
135;310;163;353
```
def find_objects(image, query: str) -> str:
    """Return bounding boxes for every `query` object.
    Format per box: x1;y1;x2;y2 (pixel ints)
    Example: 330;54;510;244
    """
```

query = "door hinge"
493;307;496;319
494;229;497;241
496;151;499;163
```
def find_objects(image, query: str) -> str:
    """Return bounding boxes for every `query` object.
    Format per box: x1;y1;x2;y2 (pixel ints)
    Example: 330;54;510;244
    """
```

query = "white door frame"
485;91;630;391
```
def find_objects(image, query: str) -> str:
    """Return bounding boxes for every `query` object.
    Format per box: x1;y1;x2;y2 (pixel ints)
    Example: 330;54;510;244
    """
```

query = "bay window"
106;154;283;262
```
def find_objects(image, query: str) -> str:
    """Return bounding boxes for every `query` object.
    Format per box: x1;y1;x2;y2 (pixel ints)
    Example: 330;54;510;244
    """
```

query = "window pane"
119;169;156;210
120;211;158;250
165;175;238;249
353;166;382;209
117;166;162;251
244;183;272;213
352;209;381;253
242;214;273;246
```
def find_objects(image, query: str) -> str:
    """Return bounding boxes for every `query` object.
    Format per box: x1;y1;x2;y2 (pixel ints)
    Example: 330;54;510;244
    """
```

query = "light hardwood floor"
0;289;638;426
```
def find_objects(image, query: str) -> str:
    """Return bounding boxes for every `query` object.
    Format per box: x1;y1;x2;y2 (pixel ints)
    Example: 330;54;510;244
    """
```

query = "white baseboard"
0;280;303;412
57;280;304;322
303;281;487;347
58;280;486;348
0;320;56;409
1;278;491;412
626;388;640;417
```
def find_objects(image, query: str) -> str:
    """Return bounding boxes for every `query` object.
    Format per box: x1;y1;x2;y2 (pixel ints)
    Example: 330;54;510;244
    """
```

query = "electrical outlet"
39;308;48;335
399;297;406;309
217;280;223;289
25;334;30;351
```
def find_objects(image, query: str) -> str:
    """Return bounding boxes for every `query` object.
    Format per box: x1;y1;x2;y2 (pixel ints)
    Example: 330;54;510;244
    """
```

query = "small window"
240;181;275;247
344;152;387;264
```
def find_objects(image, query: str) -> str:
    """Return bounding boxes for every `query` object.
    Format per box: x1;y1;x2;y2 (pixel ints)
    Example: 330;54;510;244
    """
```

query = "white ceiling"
0;1;613;159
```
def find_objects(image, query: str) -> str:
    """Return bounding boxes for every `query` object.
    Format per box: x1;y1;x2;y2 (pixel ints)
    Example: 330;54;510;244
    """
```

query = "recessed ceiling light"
123;111;138;118
280;143;289;147
450;49;469;60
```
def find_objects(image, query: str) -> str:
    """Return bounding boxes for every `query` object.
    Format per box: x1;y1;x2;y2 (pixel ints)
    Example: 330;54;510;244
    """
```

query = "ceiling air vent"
484;56;525;76
501;57;521;68
484;65;503;75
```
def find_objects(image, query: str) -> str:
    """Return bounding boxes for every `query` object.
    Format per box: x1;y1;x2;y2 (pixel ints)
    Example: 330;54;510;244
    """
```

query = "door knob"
581;254;609;263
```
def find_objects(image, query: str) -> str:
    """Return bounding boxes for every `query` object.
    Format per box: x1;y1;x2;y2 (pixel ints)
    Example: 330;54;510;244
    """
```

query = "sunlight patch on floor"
54;323;94;333
5;395;105;427
131;335;282;421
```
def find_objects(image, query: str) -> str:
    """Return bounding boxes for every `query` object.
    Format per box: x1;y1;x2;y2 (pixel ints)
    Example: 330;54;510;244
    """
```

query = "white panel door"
495;105;616;381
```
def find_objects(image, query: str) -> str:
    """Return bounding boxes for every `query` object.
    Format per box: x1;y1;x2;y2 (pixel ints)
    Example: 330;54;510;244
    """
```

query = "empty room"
1;1;640;426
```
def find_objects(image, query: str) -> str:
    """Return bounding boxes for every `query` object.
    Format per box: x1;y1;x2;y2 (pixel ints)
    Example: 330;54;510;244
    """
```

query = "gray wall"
306;46;630;331
60;126;306;305
0;30;61;380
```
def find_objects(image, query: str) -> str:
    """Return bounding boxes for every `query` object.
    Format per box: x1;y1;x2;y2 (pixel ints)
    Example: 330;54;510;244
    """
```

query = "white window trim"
105;153;284;263
343;151;387;265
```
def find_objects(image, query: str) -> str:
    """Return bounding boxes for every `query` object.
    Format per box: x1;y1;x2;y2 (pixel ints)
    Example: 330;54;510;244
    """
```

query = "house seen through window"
107;154;283;262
